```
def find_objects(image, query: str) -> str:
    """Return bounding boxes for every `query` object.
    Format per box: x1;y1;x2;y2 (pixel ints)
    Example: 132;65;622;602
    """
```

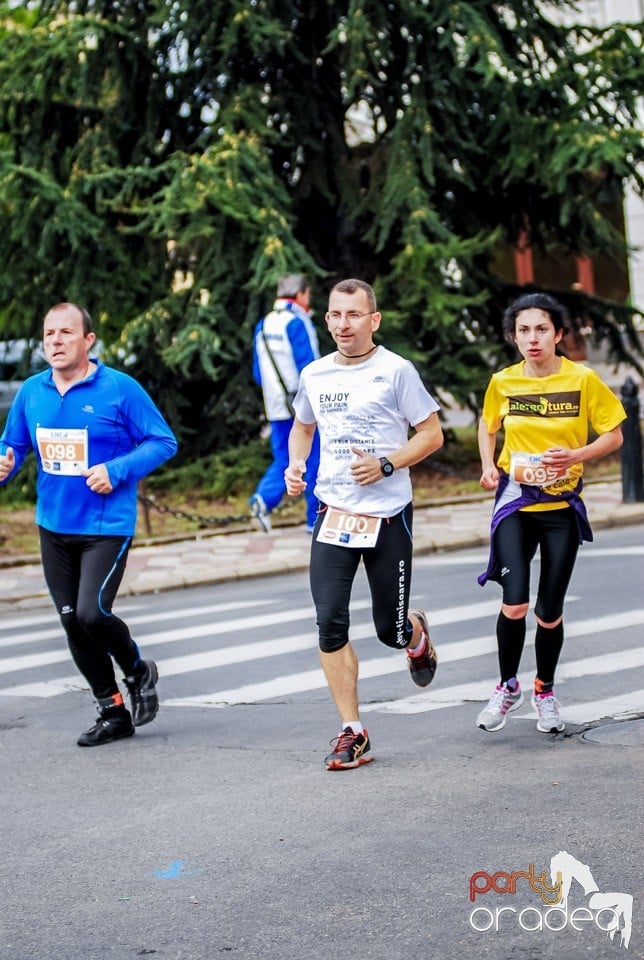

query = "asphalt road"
0;523;643;960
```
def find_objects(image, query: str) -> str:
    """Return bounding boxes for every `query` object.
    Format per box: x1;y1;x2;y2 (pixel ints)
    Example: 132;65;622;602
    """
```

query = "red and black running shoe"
406;609;438;687
324;727;374;770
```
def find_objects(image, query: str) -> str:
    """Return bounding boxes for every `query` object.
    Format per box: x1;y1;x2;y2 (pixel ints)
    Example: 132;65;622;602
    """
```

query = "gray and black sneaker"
124;660;159;727
77;698;135;747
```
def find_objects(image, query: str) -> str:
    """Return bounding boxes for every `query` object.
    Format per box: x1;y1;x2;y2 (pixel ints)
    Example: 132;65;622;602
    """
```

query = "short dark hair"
44;302;93;335
329;279;377;313
502;292;568;341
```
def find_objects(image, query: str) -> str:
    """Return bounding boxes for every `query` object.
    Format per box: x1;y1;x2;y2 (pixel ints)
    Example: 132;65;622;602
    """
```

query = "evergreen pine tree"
0;0;641;452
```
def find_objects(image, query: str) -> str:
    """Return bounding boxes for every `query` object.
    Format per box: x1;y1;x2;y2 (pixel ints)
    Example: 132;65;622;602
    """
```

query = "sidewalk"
1;479;643;610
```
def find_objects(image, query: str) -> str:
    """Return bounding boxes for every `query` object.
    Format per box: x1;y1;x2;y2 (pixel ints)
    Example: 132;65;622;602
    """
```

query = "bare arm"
541;425;623;471
478;417;500;491
285;419;317;496
349;412;443;487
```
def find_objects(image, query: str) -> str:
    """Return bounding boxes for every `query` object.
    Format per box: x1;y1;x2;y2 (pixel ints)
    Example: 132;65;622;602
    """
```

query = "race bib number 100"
510;451;569;488
316;507;382;548
36;427;89;476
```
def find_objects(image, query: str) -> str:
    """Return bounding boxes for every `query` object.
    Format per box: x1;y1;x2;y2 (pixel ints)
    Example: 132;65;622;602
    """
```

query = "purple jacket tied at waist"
478;472;593;587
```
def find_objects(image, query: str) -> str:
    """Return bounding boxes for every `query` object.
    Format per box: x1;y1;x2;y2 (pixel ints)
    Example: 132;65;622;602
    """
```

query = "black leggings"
309;503;415;653
39;528;142;700
494;507;580;622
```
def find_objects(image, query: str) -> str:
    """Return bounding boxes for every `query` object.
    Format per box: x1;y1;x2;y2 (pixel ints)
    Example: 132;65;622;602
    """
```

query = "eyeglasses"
326;311;375;323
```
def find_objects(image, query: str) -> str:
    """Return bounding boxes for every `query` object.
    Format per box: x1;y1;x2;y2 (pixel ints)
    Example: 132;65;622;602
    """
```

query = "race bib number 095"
36;427;88;476
510;451;569;488
316;507;382;548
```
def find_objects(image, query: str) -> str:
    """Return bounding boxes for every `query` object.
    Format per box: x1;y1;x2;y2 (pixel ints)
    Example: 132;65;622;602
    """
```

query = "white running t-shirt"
294;346;439;517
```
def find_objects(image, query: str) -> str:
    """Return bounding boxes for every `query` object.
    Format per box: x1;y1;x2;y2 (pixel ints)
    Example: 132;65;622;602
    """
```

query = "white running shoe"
532;692;565;733
476;682;525;732
249;493;271;533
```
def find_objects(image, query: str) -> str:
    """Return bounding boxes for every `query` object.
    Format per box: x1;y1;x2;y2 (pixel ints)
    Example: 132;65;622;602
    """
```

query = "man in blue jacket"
0;302;177;747
250;275;320;532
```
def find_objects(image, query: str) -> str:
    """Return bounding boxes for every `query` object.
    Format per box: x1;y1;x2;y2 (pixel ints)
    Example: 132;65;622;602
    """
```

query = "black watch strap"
379;457;395;477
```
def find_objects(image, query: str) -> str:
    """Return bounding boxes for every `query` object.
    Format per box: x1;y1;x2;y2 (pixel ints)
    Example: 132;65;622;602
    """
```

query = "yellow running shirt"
481;357;626;511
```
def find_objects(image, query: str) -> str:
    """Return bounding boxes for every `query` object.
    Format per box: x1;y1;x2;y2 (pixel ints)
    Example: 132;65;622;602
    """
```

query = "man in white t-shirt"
285;278;444;769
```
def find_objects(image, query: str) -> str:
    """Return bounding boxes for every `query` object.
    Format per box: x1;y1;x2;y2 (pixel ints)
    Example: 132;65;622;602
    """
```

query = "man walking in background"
250;274;320;532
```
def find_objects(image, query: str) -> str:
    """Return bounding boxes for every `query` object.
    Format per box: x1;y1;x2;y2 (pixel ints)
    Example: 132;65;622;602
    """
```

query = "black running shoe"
124;660;159;727
77;710;135;747
324;727;374;770
406;609;438;687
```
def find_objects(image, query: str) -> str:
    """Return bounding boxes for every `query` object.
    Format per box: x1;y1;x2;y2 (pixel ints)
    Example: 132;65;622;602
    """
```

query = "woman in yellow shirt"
476;292;625;735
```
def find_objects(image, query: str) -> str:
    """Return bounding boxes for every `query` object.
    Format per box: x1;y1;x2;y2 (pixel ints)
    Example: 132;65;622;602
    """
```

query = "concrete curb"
1;496;643;609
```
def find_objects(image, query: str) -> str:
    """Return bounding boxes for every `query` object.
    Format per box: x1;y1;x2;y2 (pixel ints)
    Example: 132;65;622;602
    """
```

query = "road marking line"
162;610;644;709
0;600;144;632
0;599;276;649
0;649;69;675
1;605;641;703
364;639;644;715
531;691;644;725
0;596;502;660
0;620;497;698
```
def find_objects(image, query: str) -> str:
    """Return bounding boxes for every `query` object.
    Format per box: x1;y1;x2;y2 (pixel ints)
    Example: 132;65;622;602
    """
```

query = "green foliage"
0;0;641;460
145;437;271;499
0;451;37;505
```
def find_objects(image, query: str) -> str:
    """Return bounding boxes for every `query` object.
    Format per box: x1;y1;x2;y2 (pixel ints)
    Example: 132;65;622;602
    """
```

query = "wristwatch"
379;457;395;477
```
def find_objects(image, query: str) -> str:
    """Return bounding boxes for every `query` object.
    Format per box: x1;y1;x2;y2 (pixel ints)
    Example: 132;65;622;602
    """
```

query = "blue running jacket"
0;360;177;536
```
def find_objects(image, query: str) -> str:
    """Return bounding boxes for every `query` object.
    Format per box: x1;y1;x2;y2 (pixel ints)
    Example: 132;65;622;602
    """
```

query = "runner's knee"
376;628;409;649
534;603;564;626
318;633;350;654
373;611;412;650
501;602;529;620
75;600;109;634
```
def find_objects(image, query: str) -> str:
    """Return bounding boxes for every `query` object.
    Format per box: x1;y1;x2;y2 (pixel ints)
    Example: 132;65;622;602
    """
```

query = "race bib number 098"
36;427;89;476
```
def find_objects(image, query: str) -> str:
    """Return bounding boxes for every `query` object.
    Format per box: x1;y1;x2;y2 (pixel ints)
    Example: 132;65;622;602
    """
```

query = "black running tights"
39;528;142;699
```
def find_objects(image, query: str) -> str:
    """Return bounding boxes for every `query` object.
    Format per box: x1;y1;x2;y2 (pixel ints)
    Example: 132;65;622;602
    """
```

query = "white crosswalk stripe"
0;598;502;690
162;609;644;711
0;599;302;650
0;590;642;729
361;609;644;715
363;644;644;715
0;599;145;632
547;692;644;724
